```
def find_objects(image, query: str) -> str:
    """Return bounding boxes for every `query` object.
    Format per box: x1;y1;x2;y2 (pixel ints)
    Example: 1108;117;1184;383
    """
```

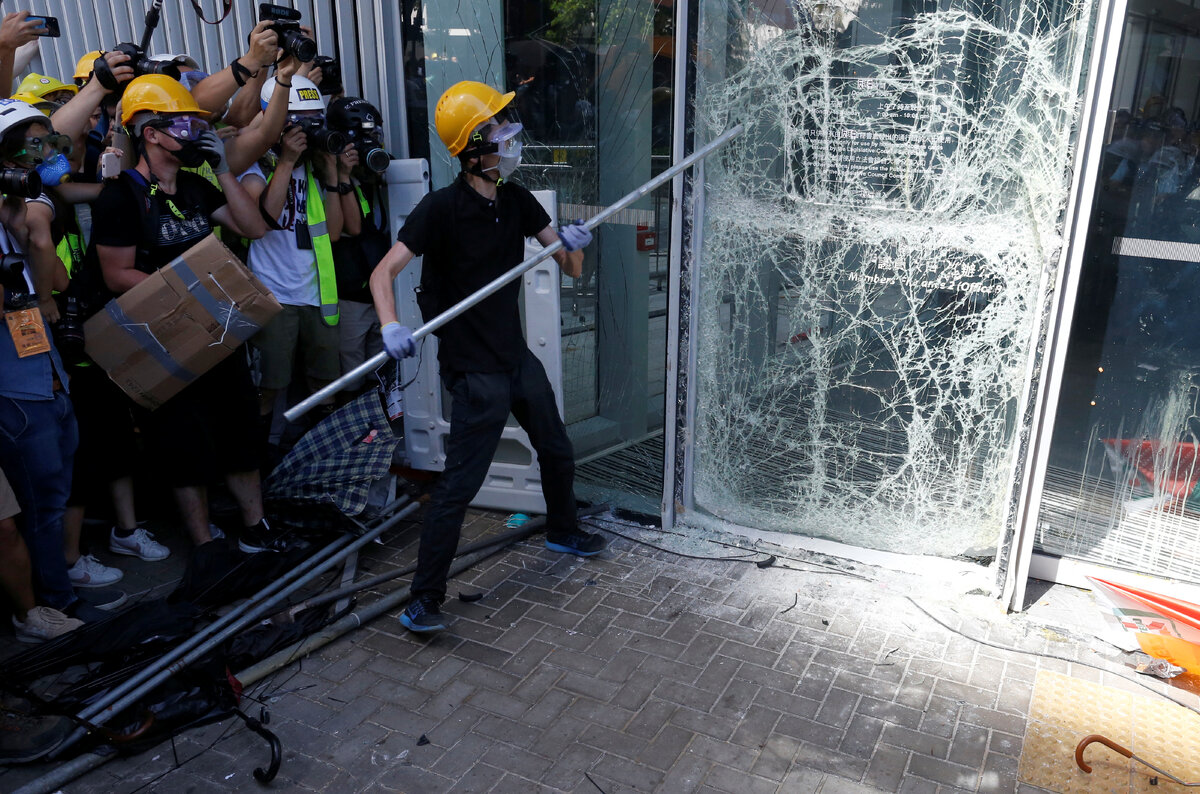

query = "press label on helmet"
297;88;321;102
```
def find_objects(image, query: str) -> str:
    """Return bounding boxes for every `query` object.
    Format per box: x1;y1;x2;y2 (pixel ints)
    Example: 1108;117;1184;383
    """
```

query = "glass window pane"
1037;0;1200;580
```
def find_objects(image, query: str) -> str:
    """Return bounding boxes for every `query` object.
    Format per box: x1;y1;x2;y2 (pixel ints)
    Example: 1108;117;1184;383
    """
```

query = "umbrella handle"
1076;734;1131;774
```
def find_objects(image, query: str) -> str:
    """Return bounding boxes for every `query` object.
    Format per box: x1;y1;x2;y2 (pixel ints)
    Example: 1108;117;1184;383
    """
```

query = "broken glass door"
686;0;1098;556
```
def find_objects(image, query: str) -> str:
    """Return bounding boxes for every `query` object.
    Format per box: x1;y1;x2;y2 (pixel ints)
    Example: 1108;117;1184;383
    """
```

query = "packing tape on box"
173;260;260;347
104;301;198;384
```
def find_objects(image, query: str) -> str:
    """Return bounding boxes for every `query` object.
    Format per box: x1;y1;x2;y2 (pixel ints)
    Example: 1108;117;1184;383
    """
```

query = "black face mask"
172;138;211;169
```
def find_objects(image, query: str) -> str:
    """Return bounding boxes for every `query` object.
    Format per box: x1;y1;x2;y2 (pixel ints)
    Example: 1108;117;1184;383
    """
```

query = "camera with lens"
311;55;342;96
327;98;391;174
293;117;348;155
0;255;33;310
93;43;181;93
0;167;43;199
259;4;317;63
51;295;85;358
353;138;390;174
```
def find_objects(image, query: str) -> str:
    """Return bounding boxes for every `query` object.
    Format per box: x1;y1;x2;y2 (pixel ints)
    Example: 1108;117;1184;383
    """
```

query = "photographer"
88;76;284;553
327;96;391;388
239;75;354;439
1;465;83;641
0;100;124;622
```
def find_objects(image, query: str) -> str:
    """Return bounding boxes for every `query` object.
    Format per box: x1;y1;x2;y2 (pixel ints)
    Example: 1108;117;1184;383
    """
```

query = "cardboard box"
84;234;281;410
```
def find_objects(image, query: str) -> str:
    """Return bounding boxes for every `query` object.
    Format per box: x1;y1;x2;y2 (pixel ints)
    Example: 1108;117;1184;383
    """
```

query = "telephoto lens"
358;142;390;173
0;167;43;198
278;27;317;63
52;295;85;358
307;126;348;154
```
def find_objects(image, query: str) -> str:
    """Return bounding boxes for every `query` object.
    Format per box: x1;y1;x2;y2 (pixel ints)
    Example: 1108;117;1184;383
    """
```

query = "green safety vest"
353;185;370;218
304;164;338;326
259;159;338;326
56;226;84;277
261;159;339;326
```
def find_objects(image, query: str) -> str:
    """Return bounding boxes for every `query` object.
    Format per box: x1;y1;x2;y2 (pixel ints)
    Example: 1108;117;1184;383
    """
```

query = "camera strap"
189;0;233;24
0;224;50;358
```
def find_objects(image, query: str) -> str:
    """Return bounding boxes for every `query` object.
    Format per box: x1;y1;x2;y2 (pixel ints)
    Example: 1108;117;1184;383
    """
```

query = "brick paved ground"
1;509;1194;793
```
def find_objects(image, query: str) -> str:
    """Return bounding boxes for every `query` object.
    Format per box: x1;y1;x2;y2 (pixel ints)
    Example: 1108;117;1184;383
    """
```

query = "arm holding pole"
283;122;744;423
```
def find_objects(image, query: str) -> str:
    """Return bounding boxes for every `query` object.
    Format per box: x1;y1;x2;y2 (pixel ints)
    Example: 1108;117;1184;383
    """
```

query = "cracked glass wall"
689;0;1097;556
1037;0;1200;582
404;2;674;513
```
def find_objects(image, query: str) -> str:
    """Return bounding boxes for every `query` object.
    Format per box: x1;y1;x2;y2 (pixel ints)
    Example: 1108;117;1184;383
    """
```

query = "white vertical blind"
21;0;408;157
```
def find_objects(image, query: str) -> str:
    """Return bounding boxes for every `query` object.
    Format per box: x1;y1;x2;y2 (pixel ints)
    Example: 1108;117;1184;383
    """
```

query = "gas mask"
12;130;71;187
172;139;211;169
35;152;71;186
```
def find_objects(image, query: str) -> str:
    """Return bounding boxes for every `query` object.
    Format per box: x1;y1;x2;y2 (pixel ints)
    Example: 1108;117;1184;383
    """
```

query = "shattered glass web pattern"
690;0;1094;556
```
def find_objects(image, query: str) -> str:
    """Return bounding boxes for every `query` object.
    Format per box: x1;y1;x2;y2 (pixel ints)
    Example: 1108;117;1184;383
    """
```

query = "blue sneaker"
545;528;606;557
399;595;446;633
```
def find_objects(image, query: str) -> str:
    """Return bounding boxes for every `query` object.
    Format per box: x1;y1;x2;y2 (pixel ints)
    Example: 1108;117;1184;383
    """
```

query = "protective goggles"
150;114;209;141
12;132;72;165
287;112;324;127
486;121;523;157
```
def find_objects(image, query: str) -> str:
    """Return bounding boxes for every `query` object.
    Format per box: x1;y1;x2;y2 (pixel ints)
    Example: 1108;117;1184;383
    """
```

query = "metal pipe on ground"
276;504;600;618
54;500;419;759
14;507;602;794
283;123;746;424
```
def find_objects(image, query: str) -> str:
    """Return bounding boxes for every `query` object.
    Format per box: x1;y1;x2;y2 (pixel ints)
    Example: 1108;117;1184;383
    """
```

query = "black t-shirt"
333;181;390;305
397;174;551;373
91;170;227;276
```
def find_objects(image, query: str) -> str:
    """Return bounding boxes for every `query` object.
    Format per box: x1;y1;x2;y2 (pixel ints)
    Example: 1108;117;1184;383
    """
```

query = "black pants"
412;348;576;601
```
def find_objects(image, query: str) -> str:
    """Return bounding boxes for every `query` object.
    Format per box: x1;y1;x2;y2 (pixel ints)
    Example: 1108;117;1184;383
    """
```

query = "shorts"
135;350;261;488
0;465;18;521
68;363;139;506
252;304;341;391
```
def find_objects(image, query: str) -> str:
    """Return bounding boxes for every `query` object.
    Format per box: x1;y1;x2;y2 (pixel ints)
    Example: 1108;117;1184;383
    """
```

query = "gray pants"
338;300;383;390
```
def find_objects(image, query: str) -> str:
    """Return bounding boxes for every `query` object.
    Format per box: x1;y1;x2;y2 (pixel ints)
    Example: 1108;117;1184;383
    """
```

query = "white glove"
557;219;592;252
382;322;416;359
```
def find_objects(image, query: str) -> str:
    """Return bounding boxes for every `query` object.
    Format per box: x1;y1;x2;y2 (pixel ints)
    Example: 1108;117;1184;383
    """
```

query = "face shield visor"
486;121;523;179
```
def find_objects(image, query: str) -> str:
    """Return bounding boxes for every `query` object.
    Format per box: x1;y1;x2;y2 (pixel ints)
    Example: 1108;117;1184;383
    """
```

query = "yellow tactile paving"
1019;669;1200;793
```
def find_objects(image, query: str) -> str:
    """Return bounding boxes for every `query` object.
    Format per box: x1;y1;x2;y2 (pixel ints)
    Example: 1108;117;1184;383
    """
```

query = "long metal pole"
285;123;744;423
56;502;419;756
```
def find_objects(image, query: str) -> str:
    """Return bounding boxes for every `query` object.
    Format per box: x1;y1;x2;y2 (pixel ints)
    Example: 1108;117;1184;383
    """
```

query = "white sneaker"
108;528;170;561
208;523;225;541
67;554;124;588
12;607;84;643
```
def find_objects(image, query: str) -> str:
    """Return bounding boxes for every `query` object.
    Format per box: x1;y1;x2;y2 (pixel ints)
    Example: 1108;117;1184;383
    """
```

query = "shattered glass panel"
690;0;1096;556
1036;0;1200;582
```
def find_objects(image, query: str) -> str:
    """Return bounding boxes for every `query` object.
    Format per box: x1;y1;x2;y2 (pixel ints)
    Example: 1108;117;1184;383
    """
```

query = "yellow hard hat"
9;91;55;116
120;74;209;128
16;73;77;100
74;50;104;82
434;81;514;156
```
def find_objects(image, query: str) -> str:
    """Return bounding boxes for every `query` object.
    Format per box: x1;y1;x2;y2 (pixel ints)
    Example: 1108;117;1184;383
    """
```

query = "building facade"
30;0;1200;606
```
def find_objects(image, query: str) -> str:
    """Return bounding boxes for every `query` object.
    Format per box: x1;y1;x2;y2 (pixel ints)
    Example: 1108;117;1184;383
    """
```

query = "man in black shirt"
370;80;605;633
90;75;282;554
